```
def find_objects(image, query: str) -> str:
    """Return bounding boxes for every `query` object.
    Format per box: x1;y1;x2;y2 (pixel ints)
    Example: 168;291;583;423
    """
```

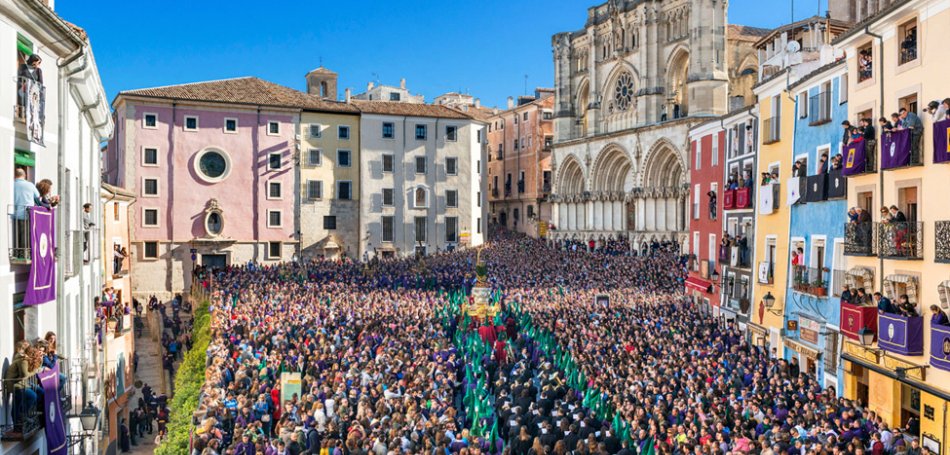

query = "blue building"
782;60;849;394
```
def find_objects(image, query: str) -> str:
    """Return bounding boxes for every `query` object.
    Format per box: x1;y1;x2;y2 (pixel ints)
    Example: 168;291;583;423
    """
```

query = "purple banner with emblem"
931;324;950;372
38;365;67;455
877;313;923;356
934;119;950;164
881;129;912;170
24;206;56;306
842;139;866;176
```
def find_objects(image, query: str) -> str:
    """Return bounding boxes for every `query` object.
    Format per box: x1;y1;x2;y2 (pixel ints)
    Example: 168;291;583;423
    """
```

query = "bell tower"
305;67;338;100
686;0;729;116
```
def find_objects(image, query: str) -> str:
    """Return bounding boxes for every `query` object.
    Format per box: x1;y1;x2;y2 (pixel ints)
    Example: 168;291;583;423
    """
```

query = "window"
267;241;281;259
337;181;352;200
477;217;482;234
224;118;238;133
514;139;520;150
857;42;873;82
446;190;458;208
477;129;482;143
309;124;322;138
114;203;120;221
898;19;918;65
338;125;349;139
337;150;352;167
143;147;158;166
446;216;458;243
414;187;428;208
307;180;323;200
446;157;458;175
143;178;158;197
477;191;481;207
144;241;158;259
269;153;282;170
415;124;427;140
268;121;280;135
523;112;529;121
544;136;553;149
307;149;322;167
694;142;702;170
712;135;719;166
798;91;809;118
899;93;919;116
184;116;198;131
323;216;337;230
514;115;519;125
382;216;394;242
267;210;282;228
839;75;848;104
143;113;158;129
390;92;401;101
206;212;223;236
143;208;159;227
414;216;427;242
415;156;427;174
543;111;553;120
446;125;458;142
268;181;282;199
382;154;394;173
383;188;394;206
382;122;395;139
693;184;700;219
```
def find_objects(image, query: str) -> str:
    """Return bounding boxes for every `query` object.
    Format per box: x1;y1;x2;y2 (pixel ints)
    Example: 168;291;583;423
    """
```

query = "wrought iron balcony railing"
844;222;876;256
936;221;950;264
791;265;830;297
877;221;923;260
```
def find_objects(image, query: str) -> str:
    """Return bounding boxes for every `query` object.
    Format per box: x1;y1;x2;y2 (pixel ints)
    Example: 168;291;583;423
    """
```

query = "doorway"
201;254;228;270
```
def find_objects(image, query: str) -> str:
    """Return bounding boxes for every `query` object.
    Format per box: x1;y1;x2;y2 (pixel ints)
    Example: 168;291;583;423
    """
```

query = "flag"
934;119;950;164
881;129;911;169
39;365;67;455
24;207;56;305
489;418;501;452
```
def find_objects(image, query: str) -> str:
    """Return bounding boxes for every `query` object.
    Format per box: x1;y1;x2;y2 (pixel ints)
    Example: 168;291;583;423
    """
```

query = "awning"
323;241;340;250
785;338;821;358
685;276;713;293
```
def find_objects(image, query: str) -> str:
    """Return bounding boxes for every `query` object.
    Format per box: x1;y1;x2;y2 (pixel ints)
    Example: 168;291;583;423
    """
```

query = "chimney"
367;81;375;91
400;78;406;89
507;97;514;110
475;98;481;109
345;88;351;104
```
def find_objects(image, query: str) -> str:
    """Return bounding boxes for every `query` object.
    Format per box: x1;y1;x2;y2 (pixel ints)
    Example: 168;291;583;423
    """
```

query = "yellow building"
835;1;950;452
299;68;362;259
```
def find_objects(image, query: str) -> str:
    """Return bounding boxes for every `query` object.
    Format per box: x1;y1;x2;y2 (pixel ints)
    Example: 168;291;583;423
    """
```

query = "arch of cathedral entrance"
666;47;690;119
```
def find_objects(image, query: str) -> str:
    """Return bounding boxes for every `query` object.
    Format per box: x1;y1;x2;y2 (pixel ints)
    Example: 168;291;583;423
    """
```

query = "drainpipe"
864;26;885;293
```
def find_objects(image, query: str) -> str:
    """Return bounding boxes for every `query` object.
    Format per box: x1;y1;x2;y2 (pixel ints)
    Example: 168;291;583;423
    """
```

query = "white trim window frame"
446;189;458;208
267;121;281;136
309;124;322;138
142;241;159;260
446;157;458;176
306;180;323;200
269;153;282;170
338;125;350;140
266;241;282;260
266;210;283;228
446;125;458;142
337;180;353;200
267;181;282;200
142;147;159;167
307;149;322;167
142;207;160;227
142;177;159;198
382;154;394;173
183;115;199;132
143;112;158;129
224;117;239;133
337;149;352;168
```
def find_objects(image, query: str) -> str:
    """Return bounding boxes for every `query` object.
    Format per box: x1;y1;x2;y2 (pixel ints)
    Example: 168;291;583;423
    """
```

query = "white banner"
758;184;774;214
787;177;801;206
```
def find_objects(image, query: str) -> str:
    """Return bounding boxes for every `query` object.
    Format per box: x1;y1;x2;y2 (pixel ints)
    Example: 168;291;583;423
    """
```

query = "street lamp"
858;327;876;347
763;291;776;309
67;401;101;454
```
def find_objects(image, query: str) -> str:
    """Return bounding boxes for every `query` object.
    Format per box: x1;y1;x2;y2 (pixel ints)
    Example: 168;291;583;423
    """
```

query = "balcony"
841;302;878;341
881;129;923;170
791;265;829;297
878;312;924;356
757;261;774;284
762;117;780;144
932;324;950;372
8;205;31;264
936;221;950;263
841;139;878;176
876;221;923;260
1;357;75;441
723;190;736;210
758;183;780;215
844;222;876;256
808;92;832;126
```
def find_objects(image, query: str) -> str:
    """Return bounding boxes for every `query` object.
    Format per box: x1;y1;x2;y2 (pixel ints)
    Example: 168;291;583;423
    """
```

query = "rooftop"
351;100;474;120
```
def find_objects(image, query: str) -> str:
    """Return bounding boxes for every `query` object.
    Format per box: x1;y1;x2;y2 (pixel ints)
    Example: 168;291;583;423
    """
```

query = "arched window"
414;187;428;208
613;72;635;112
320;81;328;98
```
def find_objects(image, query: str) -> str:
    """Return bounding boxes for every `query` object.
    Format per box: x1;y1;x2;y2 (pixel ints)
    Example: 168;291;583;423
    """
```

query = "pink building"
105;78;305;299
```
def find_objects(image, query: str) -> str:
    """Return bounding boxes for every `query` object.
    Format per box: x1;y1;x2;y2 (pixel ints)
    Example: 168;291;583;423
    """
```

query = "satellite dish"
786;41;802;53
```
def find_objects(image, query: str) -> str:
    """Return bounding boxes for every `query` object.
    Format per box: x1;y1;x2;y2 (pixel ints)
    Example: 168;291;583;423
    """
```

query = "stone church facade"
548;0;765;250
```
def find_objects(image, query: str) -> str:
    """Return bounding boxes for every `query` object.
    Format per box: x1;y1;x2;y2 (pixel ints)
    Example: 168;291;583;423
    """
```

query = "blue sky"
57;0;828;109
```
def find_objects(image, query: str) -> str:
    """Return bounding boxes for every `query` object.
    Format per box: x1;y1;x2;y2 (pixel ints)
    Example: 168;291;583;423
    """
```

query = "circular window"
206;212;223;236
194;149;231;183
613;72;635;112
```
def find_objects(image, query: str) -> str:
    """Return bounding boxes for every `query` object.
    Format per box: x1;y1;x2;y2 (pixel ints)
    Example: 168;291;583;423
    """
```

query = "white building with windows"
352;78;425;104
354;101;485;257
1;0;113;453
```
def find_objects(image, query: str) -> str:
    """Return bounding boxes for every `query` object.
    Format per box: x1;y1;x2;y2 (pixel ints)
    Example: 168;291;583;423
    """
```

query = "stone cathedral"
548;0;765;250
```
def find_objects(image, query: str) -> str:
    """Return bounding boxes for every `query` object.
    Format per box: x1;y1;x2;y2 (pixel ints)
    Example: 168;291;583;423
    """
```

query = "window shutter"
883;278;896;301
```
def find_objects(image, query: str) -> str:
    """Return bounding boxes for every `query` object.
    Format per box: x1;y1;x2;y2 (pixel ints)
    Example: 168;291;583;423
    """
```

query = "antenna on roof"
319;56;323;68
790;0;795;23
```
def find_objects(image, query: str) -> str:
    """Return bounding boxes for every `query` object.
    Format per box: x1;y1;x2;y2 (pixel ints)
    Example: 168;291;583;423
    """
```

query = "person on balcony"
41;332;67;397
791;247;804;267
35;178;57;209
792;160;805;177
926;100;948;122
930;305;950;327
12;168;42;259
896;295;919;318
841;120;853;145
899;108;924;159
818;152;829;175
707;190;717;219
860;118;877;157
878;117;894;135
727;174;739;190
3;341;39;433
841;284;853;304
874;292;897;314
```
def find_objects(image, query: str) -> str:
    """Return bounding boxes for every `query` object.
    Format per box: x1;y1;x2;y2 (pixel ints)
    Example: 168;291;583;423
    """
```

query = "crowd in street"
174;232;930;455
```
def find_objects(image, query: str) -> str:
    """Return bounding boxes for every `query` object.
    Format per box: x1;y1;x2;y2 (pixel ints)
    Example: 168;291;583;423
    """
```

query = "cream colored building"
834;0;950;449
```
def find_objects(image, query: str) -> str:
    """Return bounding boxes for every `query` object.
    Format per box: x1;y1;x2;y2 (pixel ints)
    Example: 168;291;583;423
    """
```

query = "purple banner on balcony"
931;324;950;372
881;129;912;169
39;365;67;455
25;206;56;306
934;119;950;164
878;313;923;356
842;139;866;176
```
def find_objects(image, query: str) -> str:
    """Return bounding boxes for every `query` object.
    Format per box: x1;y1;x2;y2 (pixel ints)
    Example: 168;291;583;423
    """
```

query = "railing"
8;205;31;264
877;221;923;260
832;269;847;297
936;221;950;264
844;222;876;256
858;54;873;83
758;261;774;284
0;356;74;441
843;140;877;176
763;117;780;144
15;76;45;123
723;190;736;210
808;92;832;125
791;265;830;297
899;43;917;65
730;246;751;269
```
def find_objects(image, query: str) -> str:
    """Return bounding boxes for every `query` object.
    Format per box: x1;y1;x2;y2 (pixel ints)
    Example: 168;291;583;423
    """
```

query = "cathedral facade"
548;0;764;250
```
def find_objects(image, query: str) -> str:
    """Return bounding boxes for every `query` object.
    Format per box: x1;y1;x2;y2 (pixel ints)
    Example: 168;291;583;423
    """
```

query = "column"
594;200;604;231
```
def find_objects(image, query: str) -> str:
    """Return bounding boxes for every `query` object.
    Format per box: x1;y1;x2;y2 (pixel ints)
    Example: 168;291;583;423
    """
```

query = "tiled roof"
351;100;474;120
728;24;771;42
117;77;359;113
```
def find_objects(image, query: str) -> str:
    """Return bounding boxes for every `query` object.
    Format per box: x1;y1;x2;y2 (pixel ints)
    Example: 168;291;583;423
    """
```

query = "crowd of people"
172;232;933;455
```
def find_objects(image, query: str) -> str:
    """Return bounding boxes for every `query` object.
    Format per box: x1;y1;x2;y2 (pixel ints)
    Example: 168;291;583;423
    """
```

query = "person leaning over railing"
2;341;40;433
895;295;919;318
930;305;950;327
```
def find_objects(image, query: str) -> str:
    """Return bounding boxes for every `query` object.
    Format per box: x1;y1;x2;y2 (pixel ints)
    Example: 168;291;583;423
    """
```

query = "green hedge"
156;299;211;455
